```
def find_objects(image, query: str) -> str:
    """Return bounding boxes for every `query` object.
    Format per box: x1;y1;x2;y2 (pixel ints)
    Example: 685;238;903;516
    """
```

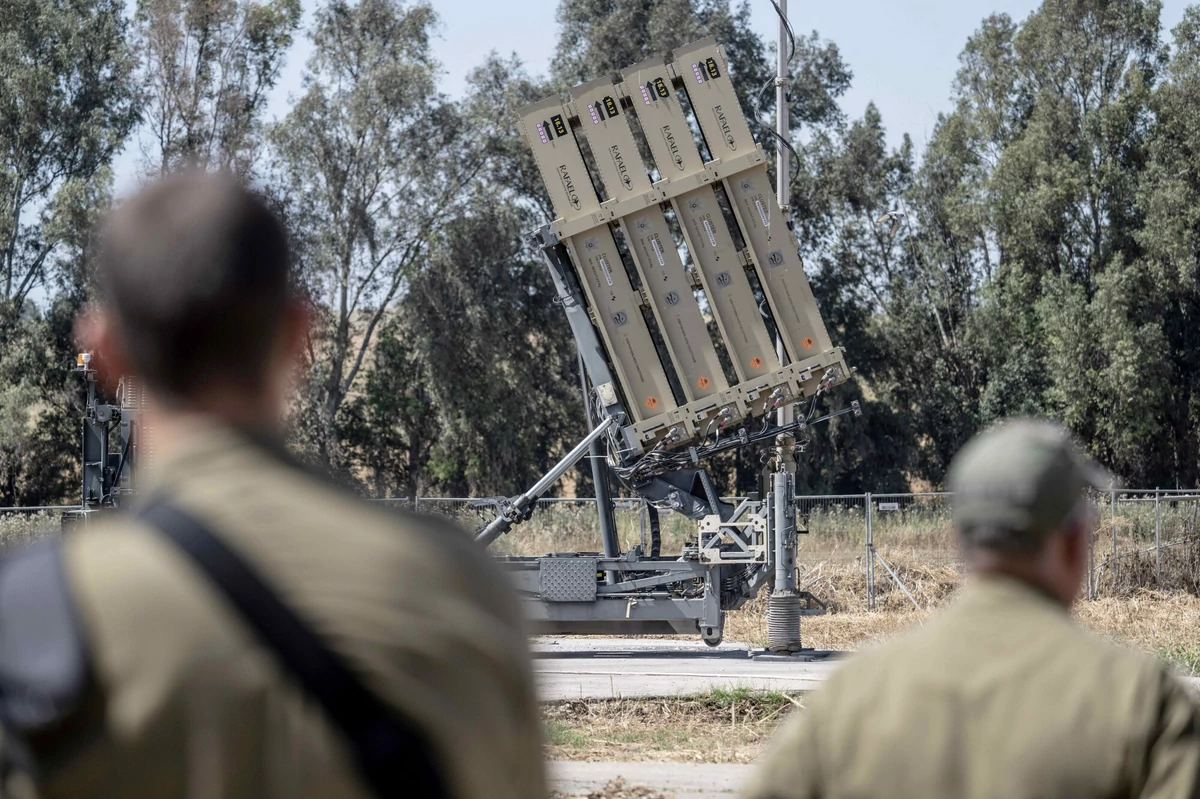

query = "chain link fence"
1096;490;1200;597
5;489;1198;610
793;494;960;612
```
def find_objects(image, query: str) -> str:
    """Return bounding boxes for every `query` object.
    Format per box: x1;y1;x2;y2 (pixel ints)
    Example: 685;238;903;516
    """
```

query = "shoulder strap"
138;499;450;799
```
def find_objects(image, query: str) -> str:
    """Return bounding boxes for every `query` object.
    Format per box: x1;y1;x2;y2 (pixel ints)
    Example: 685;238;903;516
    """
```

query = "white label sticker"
755;199;770;228
702;218;717;248
650;236;665;266
598;255;614;286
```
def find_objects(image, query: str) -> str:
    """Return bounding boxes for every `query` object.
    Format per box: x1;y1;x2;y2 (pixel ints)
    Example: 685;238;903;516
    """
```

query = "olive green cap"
948;419;1112;551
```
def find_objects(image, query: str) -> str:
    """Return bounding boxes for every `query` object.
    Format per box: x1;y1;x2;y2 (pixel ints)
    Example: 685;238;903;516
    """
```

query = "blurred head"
948;419;1111;607
80;172;306;429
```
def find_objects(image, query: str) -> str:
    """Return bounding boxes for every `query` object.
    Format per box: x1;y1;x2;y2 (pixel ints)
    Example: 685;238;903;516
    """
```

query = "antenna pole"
775;0;790;217
775;0;793;430
767;0;804;653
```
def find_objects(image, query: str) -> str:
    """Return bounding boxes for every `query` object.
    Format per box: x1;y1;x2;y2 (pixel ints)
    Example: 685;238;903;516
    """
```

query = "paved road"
533;636;1200;702
534;637;842;701
549;761;752;798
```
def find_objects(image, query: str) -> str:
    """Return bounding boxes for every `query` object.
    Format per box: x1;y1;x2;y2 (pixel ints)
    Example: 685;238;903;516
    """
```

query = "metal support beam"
476;415;618;546
580;349;621;584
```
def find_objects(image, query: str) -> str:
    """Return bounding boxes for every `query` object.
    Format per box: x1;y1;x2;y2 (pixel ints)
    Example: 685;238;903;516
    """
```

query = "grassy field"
723;584;1200;677
479;499;1200;676
0;511;60;550
544;688;799;765
447;494;1200;595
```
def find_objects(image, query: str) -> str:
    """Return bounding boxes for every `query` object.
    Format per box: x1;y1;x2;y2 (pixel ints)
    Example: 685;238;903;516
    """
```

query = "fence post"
414;495;420;514
1110;488;1116;593
1087;495;1095;600
864;493;873;611
1155;488;1161;586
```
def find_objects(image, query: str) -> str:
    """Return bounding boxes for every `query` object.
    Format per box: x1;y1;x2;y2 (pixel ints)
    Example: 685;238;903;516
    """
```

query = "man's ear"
75;307;131;395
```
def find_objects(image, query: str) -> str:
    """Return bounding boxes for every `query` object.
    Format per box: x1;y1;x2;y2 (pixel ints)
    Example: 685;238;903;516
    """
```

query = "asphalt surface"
534;637;1200;702
548;761;752;798
533;637;842;701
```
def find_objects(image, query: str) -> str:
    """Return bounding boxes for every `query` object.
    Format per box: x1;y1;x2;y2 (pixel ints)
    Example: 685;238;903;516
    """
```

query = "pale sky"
112;0;1194;194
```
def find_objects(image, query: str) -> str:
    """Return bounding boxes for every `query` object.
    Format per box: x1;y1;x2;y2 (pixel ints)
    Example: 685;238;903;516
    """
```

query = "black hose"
698;470;722;517
647;506;661;559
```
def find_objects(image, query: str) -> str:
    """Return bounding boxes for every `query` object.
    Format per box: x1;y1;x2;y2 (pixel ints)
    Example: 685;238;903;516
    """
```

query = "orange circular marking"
696;376;711;390
801;337;815;350
645;396;659;409
749;356;764;370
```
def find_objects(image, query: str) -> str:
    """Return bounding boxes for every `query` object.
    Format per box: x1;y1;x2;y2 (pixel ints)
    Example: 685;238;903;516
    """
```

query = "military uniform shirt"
24;422;546;799
743;576;1200;799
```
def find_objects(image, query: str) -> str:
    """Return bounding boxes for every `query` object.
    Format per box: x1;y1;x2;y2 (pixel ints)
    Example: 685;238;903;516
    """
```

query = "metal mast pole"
775;0;790;250
579;349;620;584
774;0;792;429
767;0;803;653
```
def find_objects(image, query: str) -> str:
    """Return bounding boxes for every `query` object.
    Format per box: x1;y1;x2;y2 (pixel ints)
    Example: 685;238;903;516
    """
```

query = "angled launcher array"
518;37;850;457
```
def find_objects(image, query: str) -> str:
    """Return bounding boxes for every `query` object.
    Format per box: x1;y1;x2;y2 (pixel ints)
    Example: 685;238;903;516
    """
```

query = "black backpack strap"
138;499;450;799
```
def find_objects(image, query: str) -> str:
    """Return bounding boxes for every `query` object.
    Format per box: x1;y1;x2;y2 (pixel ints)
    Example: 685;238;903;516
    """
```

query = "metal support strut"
580;349;621;584
476;415;618;546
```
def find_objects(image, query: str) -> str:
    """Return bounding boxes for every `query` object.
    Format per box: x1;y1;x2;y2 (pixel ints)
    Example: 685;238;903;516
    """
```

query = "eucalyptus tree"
272;0;496;470
133;0;300;177
0;0;137;310
0;0;137;504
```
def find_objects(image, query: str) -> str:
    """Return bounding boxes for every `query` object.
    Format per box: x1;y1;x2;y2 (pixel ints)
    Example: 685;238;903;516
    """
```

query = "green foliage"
272;0;479;472
839;0;1200;489
0;291;88;505
1157;643;1200;677
7;0;1200;504
0;0;137;307
135;0;301;177
399;201;580;495
0;0;134;504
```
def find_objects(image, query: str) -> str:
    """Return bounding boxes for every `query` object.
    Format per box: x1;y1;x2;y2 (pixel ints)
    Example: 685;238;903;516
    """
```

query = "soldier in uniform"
743;419;1200;799
0;172;546;799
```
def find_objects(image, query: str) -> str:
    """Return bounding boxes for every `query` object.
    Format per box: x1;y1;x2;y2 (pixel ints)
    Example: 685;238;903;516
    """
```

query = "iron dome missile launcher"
481;38;859;648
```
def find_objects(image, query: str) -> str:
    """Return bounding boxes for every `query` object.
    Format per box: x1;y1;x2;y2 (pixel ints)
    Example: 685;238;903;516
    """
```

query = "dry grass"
475;502;1198;671
478;498;1200;594
725;574;1200;677
8;502;1197;673
1076;593;1200;675
0;511;59;551
543;688;801;765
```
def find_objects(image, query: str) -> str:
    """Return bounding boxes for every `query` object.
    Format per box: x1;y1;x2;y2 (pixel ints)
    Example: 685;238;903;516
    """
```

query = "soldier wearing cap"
743;419;1200;799
0;173;546;798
